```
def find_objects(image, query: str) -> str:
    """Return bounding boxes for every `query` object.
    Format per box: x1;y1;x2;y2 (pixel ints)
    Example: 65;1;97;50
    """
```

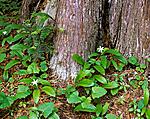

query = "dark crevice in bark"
101;0;113;48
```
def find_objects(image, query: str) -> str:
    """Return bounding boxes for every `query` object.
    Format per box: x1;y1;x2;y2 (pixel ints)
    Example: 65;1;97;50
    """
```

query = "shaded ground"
0;66;148;119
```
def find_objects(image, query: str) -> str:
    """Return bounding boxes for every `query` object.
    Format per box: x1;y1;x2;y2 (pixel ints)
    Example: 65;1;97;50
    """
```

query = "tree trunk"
109;0;150;62
44;0;100;80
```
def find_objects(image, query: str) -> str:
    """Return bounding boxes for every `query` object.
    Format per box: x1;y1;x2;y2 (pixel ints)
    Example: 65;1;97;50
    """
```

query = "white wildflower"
3;31;7;35
31;79;38;86
97;46;104;53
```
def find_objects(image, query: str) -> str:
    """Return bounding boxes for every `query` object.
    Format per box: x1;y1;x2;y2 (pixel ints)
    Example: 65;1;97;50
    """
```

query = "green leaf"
42;86;56;97
12;34;26;43
38;78;51;86
5;60;20;70
78;79;94;87
103;81;119;89
40;61;48;72
94;65;105;75
140;64;147;69
19;78;32;84
92;87;107;99
137;99;144;109
67;91;81;104
14;70;28;75
83;62;91;69
10;50;23;59
40;73;48;78
29;111;38;119
0;53;6;63
27;62;40;74
2;36;13;46
37;102;54;118
113;55;128;65
111;60;118;70
15;85;31;99
3;70;8;81
104;49;122;56
75;103;96;112
144;88;149;106
10;43;29;51
72;54;84;65
95;104;103;117
105;114;117;119
94;75;107;84
128;56;138;65
146;108;150;119
111;88;119;95
17;116;28;119
100;56;107;69
48;112;60;119
0;92;11;109
102;102;109;115
33;89;40;104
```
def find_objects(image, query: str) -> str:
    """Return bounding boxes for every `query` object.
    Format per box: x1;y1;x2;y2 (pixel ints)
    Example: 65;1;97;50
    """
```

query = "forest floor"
0;65;148;119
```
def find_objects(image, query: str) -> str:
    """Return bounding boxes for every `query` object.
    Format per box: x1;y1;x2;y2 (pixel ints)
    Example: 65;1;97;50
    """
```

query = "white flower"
97;46;104;53
31;79;38;86
3;31;7;35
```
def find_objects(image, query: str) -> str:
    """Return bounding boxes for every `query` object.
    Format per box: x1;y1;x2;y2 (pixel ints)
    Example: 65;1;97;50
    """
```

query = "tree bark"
109;0;150;62
45;0;100;80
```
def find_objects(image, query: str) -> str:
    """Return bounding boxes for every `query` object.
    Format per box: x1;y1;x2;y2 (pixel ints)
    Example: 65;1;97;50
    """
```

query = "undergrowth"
0;12;150;119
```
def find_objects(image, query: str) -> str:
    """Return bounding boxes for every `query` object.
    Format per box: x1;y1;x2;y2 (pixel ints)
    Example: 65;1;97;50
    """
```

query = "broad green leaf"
3;70;8;81
33;89;40;104
146;108;150;119
15;85;31;99
40;61;48;72
137;99;144;109
29;111;38;119
75;103;96;112
5;60;20;70
111;88;119;95
94;65;105;75
102;102;109;115
27;62;40;74
104;49;122;56
111;60;118;70
105;114;117;119
48;112;60;119
89;52;98;58
103;81;119;89
140;64;147;69
113;55;128;65
94;75;107;84
0;92;11;109
83;62;91;69
128;56;138;65
5;24;22;30
37;102;54;118
95;104;103;117
17;116;28;119
67;91;81;104
2;36;13;46
19;78;32;84
12;34;26;43
10;50;23;59
78;79;94;87
14;70;28;75
42;86;56;97
72;54;84;65
0;53;6;63
100;56;107;69
10;43;29;51
144;88;149;106
92;87;107;99
38;78;51;86
40;73;48;78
